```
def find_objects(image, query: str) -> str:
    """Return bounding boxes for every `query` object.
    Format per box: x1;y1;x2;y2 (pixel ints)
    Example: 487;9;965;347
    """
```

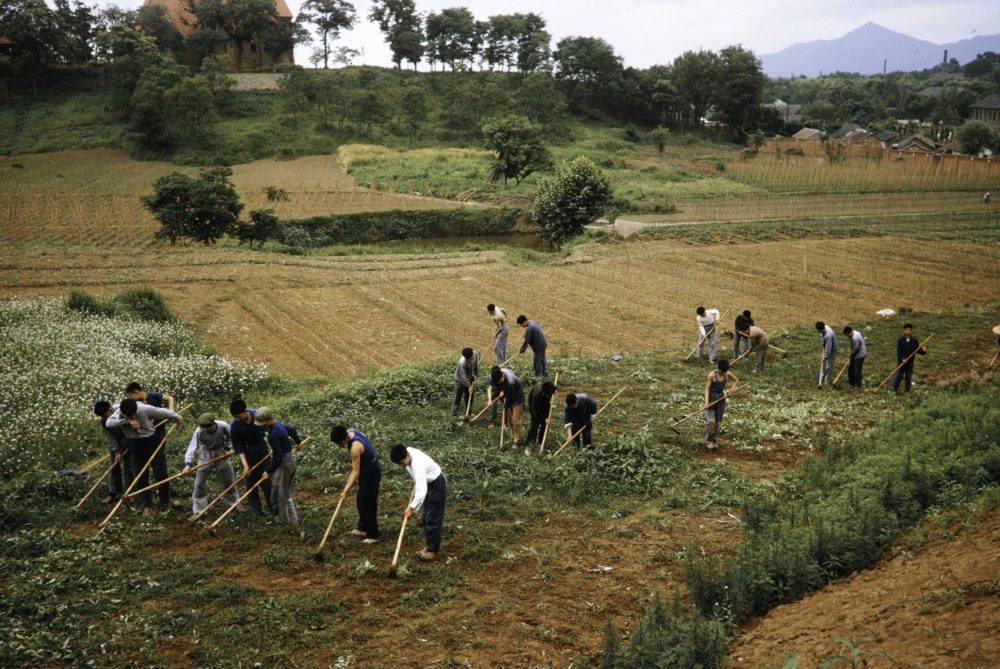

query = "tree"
398;79;428;133
130;59;188;145
186;0;278;71
164;76;219;144
143;168;244;245
0;0;66;86
297;0;355;69
514;13;549;75
136;3;182;53
235;209;279;248
481;14;518;71
481;114;552;185
531;156;613;249
650;126;669;155
53;0;96;63
553;36;623;107
369;0;424;69
94;4;137;34
713;45;766;137
425;7;478;70
261;16;309;70
964;51;1000;78
671;50;719;127
514;72;568;132
95;25;164;111
956;121;997;155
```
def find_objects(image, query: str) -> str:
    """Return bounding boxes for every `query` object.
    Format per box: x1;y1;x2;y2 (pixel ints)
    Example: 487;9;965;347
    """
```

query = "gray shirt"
850;331;867;359
454;351;479;387
820;325;838;359
748;326;769;350
100;406;128;454
184;421;232;466
106;402;179;439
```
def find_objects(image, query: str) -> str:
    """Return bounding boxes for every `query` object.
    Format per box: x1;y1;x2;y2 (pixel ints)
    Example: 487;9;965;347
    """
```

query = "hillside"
760;22;1000;77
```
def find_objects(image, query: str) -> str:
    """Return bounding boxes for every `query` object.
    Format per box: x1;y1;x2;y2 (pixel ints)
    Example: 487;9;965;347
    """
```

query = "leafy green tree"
235;209;279;247
714;45;766;136
964;51;1000;78
186;0;278;71
297;0;355;69
130;59;187;145
0;0;66;89
956;121;997;155
353;90;390;135
531;156;613;249
481;14;519;71
650;125;669;155
481;114;551;185
671;49;719;127
553;36;621;86
514;72;568;132
95;25;163;111
425;7;478;70
514;13;549;75
136;3;182;53
143;168;244;245
398;79;428;132
439;73;514;137
53;0;96;63
369;0;424;69
164;76;218;144
198;54;235;109
261;16;309;70
94;4;137;33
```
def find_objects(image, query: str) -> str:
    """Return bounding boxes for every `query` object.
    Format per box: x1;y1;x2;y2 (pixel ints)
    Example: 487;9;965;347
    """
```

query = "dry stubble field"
2;150;1000;376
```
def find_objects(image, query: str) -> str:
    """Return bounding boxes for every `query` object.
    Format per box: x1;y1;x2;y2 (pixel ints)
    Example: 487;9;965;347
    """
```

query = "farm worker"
229;399;274;517
488;366;525;445
564;392;598;448
182;413;238;518
255;407;302;531
331;425;381;543
704;359;738;450
486;303;509;365
390;443;446;562
742;325;769;374
984;192;991;203
695;307;721;362
893;323;927;393
93;400;131;504
125;382;177;506
843;326;867;389
516;315;549;377
452;347;479;416
525;380;557;455
106;398;183;516
815;321;838;386
733;310;754;358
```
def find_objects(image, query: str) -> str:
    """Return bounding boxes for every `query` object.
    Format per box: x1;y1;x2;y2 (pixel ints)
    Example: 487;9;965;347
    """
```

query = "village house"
142;0;294;70
968;95;1000;132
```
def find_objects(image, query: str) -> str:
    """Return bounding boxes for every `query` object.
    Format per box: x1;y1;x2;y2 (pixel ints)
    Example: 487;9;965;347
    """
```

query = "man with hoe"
331;425;381;543
229;399;273;517
182;413;238;519
815;321;838;387
390;443;446;562
486;303;509;365
564;391;598;448
255;407;302;531
516;315;549;377
893;323;927;393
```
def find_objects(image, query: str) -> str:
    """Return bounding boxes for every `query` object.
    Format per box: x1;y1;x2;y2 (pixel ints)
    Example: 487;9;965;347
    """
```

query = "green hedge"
277;207;521;246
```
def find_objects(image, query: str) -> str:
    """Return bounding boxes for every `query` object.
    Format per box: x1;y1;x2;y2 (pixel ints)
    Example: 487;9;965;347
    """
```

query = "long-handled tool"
78;403;193;476
464;384;475;418
467;392;503;423
205;436;311;530
670;384;747;432
313;497;346;561
498;350;524;368
74;449;129;510
552;386;627;457
876;333;935;391
189;456;270;523
98;423;180;529
685;311;728;361
209;477;267;532
388;490;416;578
498;405;507;449
767;344;788;354
988;350;999;369
539;372;559;454
127;451;231;498
832;358;851;385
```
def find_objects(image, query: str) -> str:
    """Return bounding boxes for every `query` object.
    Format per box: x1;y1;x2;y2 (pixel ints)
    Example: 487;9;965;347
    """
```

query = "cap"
197;412;216;428
254;407;274;426
993;324;1000;336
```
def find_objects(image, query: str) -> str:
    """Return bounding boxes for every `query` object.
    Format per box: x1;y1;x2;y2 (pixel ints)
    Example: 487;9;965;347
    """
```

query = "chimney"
883;58;887;75
943;49;948;64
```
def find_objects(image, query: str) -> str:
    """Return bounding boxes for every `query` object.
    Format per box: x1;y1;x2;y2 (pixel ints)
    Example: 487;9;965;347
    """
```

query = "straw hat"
992;324;1000;336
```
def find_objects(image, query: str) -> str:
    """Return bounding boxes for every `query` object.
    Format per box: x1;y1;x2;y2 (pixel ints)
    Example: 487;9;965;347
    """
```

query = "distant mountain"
760;22;1000;78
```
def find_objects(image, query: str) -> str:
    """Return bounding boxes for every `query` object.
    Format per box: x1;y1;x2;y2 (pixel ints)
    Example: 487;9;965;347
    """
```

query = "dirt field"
731;503;1000;668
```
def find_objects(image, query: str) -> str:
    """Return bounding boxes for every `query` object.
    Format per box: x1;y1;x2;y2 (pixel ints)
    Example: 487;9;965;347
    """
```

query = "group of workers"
93;387;447;561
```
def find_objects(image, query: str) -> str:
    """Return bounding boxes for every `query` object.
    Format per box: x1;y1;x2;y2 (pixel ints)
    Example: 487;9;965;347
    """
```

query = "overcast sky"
92;0;1000;68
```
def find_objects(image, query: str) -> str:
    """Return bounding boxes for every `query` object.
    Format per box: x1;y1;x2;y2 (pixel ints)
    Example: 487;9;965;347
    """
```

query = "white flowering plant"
0;299;266;474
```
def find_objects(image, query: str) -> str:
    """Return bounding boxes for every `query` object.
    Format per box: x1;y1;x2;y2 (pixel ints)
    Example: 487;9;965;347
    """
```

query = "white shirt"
184;420;231;466
491;307;508;327
696;309;720;336
405;447;442;509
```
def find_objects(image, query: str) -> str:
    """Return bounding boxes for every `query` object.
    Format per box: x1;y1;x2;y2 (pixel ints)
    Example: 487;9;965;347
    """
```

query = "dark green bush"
67;288;176;323
276;207;519;246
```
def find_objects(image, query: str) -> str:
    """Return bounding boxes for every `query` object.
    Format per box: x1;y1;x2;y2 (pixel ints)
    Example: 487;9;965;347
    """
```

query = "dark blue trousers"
243;443;273;516
848;356;865;387
423;474;446;553
357;463;381;539
128;433;169;509
532;347;547;376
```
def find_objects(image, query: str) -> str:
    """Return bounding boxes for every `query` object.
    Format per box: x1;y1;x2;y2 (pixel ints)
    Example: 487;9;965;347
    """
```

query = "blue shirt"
519;320;548;353
349;429;379;474
564;393;597;429
488;368;524;407
145;391;164;408
229;409;268;455
266;421;301;474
